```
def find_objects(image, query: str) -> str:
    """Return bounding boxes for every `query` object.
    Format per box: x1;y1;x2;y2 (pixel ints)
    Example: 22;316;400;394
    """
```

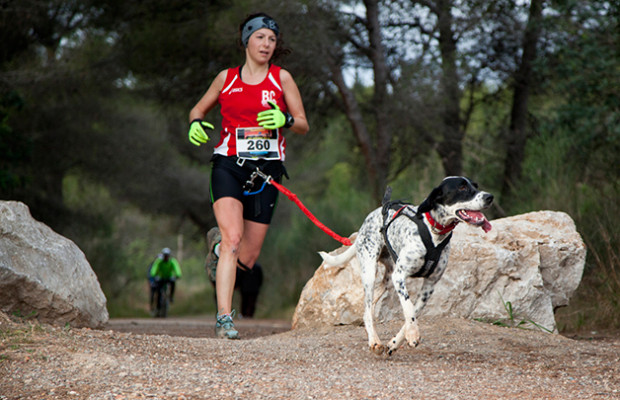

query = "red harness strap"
269;180;353;246
391;205;408;220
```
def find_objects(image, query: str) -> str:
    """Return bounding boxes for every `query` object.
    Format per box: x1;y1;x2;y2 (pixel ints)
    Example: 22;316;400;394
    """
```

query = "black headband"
242;16;280;47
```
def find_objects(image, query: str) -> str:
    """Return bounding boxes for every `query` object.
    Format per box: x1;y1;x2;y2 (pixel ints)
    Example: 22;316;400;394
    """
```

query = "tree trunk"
364;0;391;200
326;0;392;203
502;0;543;200
435;0;463;176
328;63;380;199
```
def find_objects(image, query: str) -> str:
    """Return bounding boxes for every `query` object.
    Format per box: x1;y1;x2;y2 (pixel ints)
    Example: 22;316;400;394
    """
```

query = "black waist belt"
380;187;452;278
213;154;289;180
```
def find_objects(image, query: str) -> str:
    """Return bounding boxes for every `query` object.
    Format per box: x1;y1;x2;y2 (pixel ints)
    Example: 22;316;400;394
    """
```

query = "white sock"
214;243;220;257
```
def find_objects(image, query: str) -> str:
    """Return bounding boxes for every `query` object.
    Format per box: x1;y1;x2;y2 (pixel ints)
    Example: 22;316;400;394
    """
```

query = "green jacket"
150;257;182;280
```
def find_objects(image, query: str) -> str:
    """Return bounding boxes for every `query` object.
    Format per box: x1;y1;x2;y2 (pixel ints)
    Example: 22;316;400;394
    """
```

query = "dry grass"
556;219;620;333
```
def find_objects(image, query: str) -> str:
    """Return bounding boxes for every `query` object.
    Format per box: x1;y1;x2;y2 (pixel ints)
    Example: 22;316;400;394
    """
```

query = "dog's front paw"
405;325;421;348
408;338;420;347
386;335;405;356
369;343;386;355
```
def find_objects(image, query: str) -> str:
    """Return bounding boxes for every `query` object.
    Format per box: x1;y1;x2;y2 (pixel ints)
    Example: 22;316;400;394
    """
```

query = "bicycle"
153;279;172;318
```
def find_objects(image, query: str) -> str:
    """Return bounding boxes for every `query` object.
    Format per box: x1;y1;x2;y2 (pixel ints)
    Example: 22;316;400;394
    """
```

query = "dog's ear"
417;186;443;215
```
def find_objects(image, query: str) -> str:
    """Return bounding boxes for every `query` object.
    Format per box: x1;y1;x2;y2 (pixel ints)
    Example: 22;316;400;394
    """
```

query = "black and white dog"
320;177;493;355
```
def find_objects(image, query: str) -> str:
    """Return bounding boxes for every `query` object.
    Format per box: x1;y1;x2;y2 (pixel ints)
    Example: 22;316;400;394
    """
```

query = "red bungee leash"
241;165;352;246
268;179;353;246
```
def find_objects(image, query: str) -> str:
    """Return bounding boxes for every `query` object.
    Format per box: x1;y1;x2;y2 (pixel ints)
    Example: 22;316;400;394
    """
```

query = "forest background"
0;0;617;332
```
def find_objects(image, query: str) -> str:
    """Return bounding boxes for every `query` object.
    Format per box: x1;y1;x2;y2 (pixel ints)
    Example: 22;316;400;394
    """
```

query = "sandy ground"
1;314;619;399
104;316;292;339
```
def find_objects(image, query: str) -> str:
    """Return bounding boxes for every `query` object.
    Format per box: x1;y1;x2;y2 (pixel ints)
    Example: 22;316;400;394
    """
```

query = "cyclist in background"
147;251;163;314
150;248;182;305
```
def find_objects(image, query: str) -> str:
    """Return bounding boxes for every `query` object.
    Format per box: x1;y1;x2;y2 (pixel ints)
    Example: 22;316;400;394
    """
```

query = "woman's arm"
189;70;227;122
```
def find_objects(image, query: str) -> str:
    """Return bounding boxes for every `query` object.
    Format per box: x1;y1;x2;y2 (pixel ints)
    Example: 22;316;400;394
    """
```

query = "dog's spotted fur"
320;177;493;355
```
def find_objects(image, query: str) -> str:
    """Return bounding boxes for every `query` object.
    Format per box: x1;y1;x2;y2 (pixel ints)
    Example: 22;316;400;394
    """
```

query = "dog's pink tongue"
461;210;492;232
482;220;492;233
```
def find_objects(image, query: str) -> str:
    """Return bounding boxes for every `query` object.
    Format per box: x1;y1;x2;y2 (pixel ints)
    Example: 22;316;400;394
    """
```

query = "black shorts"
210;155;284;224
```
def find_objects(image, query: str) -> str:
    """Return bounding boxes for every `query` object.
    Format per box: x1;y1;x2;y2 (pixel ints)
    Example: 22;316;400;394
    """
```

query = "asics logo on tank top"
229;87;243;94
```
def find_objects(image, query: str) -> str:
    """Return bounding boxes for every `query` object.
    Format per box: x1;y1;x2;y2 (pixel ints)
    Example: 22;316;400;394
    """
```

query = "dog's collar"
424;212;458;235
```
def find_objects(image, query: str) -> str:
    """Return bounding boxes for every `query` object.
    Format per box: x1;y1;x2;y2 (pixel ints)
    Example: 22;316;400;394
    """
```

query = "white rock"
0;201;108;328
293;211;585;333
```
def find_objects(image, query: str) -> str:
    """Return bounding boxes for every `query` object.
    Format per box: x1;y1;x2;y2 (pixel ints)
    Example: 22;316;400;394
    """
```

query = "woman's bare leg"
213;197;244;315
213;198;270;315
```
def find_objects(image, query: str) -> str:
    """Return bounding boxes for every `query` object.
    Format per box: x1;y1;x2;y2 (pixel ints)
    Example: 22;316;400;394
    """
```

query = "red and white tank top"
215;64;288;161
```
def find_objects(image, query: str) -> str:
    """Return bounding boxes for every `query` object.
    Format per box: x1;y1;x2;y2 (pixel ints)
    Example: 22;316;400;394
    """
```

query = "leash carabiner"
243;168;273;196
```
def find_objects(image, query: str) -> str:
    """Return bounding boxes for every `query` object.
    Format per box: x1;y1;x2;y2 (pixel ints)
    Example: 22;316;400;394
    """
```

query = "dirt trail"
1;314;619;399
104;316;291;339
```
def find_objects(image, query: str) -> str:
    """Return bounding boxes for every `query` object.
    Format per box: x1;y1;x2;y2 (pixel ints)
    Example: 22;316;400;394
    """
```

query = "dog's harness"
380;187;455;278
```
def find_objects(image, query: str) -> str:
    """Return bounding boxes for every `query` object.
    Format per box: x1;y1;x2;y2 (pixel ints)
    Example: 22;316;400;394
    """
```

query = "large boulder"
293;211;585;333
0;201;108;328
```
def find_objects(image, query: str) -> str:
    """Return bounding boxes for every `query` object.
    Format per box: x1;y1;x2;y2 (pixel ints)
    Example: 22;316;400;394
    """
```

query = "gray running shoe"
205;227;221;284
215;310;239;339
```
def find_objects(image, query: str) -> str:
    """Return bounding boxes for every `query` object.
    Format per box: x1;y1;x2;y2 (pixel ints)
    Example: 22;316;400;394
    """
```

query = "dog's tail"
318;242;357;267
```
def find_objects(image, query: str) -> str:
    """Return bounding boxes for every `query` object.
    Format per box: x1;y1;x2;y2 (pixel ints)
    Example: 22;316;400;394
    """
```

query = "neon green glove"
256;100;294;130
188;119;214;146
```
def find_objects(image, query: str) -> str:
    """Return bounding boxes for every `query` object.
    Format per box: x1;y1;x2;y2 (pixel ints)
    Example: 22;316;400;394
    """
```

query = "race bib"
236;127;281;160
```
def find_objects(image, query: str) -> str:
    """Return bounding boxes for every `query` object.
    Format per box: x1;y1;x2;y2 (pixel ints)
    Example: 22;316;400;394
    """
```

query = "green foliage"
0;90;29;192
514;2;620;331
476;293;554;333
509;122;620;332
0;0;617;333
461;85;511;197
61;172;214;317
